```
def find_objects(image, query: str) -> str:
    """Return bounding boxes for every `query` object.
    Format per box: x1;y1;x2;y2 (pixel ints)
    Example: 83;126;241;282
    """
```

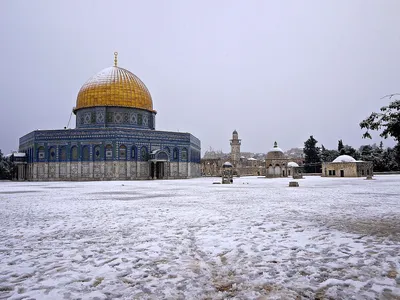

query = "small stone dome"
266;141;285;159
223;161;233;167
332;155;356;163
288;161;299;167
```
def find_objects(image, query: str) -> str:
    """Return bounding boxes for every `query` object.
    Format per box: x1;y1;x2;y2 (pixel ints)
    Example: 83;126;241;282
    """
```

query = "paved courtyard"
0;175;399;299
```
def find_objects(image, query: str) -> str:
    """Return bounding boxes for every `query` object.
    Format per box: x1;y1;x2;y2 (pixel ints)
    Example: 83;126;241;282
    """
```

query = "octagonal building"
18;53;201;181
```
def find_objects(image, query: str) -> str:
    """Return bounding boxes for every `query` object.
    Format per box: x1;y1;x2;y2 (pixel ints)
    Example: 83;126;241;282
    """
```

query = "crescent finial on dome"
114;52;118;66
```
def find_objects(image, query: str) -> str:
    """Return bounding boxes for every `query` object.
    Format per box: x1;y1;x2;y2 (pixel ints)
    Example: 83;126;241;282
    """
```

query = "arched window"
94;145;101;160
49;147;56;161
59;146;67;161
105;144;113;160
173;148;179;160
131;146;137;160
119;145;127;160
82;146;90;161
181;148;187;161
37;146;45;160
71;146;78;161
141;146;148;161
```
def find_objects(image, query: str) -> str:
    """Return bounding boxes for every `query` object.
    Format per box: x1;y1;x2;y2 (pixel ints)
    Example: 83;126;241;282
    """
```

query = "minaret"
230;130;241;164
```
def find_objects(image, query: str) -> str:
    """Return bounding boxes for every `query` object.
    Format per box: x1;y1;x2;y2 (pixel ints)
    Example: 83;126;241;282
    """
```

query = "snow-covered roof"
288;161;299;167
223;161;233;167
13;152;26;157
268;141;283;153
268;147;283;153
332;155;356;163
247;157;257;161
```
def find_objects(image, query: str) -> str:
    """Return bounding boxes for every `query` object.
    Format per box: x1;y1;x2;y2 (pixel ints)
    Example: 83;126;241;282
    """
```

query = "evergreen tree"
320;145;339;162
303;136;321;172
0;149;12;180
338;139;344;152
360;93;400;166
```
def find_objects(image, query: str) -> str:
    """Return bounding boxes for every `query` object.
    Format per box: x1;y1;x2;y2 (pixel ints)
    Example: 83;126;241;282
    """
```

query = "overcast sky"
1;0;399;155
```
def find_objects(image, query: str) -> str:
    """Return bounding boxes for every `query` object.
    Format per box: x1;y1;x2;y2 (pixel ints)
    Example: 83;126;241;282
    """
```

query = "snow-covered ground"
0;175;399;299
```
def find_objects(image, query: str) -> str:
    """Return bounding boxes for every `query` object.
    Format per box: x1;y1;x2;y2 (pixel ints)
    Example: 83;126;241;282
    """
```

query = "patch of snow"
288;161;299;167
268;147;283;153
0;175;399;299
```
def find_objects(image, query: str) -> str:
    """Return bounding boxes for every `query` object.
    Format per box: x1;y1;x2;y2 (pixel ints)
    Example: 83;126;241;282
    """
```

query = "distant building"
201;131;303;177
265;142;289;178
230;130;241;164
321;155;373;177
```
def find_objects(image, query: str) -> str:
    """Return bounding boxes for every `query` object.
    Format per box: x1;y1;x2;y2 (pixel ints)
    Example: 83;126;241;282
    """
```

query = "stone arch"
268;164;274;175
274;164;281;176
156;150;169;161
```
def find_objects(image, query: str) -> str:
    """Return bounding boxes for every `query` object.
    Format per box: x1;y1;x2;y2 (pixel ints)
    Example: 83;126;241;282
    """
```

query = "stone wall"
321;161;373;177
28;161;200;181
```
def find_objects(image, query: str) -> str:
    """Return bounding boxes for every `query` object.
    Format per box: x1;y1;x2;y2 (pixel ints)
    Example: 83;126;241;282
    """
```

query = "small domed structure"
322;154;372;178
265;141;289;178
288;161;299;168
223;161;233;167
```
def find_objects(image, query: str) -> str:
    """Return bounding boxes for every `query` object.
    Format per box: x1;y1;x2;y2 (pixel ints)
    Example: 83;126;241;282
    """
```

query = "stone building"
18;53;201;181
201;133;303;178
230;130;241;165
201;130;266;177
265;142;289;178
321;155;373;177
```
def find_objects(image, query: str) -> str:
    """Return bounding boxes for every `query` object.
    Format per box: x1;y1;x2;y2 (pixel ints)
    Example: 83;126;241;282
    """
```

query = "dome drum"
75;106;156;130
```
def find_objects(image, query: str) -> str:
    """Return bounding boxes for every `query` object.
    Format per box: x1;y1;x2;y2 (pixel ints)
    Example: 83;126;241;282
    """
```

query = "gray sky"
1;0;399;155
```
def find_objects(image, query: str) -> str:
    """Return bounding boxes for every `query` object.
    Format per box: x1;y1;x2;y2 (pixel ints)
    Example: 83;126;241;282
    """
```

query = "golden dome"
74;58;154;113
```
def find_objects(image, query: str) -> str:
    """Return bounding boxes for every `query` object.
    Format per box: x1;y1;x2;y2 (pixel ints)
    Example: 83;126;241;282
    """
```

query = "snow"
247;158;257;161
11;152;26;157
287;161;299;167
1;175;400;299
332;155;357;163
268;147;283;153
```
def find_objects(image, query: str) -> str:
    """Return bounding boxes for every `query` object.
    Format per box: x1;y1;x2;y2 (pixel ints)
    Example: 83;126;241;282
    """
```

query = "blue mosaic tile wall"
19;128;201;164
75;107;156;130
